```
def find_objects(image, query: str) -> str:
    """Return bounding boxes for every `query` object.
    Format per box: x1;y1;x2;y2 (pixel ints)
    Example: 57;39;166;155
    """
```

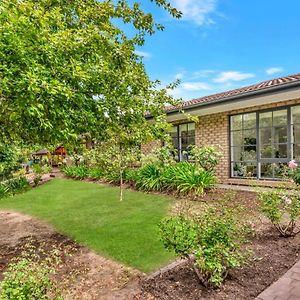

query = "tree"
0;0;181;145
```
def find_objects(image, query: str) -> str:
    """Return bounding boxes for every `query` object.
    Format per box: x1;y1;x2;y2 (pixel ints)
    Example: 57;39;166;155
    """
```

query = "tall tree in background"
0;0;181;146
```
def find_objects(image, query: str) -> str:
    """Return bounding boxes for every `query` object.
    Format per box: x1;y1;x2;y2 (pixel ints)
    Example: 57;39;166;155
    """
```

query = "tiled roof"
166;73;300;113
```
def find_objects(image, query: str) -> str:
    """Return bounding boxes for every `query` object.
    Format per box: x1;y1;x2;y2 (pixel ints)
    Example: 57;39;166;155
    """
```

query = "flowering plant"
288;160;300;184
259;189;300;237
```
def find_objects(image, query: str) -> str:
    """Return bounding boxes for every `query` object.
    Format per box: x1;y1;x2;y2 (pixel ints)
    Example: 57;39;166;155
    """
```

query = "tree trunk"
120;168;123;202
119;143;123;202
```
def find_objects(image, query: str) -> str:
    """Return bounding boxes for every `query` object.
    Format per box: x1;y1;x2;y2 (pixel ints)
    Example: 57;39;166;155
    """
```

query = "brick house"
142;73;300;186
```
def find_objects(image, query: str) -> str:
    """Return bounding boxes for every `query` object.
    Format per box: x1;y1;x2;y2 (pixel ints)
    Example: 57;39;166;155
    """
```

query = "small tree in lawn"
103;112;172;201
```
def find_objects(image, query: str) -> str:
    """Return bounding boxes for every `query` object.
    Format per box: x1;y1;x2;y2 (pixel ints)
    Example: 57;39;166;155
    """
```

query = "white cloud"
134;50;152;58
266;67;283;75
182;82;212;91
175;72;185;80
213;71;255;83
171;0;217;25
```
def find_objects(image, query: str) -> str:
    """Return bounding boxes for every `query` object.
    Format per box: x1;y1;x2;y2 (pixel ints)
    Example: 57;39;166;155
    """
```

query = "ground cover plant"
0;179;173;272
0;243;63;300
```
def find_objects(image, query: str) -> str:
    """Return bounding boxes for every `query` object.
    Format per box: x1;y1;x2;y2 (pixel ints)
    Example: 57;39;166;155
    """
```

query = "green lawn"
0;179;174;272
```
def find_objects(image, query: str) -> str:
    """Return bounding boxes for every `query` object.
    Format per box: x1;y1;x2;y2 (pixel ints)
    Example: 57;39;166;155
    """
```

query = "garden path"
256;260;300;300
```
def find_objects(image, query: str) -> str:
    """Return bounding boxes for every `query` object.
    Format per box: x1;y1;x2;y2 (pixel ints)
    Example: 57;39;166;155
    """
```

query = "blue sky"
133;0;300;101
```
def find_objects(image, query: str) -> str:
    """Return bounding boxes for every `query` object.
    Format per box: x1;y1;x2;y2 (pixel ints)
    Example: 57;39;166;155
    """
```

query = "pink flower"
281;195;292;205
288;160;298;169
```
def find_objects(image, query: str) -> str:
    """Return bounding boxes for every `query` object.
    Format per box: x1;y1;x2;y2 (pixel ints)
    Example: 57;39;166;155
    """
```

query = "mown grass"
0;179;174;272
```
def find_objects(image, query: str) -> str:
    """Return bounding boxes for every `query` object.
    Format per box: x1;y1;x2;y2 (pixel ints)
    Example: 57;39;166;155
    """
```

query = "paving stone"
256;261;300;300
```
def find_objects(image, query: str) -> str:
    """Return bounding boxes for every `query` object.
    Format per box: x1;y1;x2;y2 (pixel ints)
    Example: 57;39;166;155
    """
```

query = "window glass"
170;123;195;162
274;126;288;143
179;124;188;137
231;131;243;146
243;145;256;161
243;129;256;145
294;144;300;161
188;123;195;131
243;113;256;129
294;125;300;143
274;144;287;158
273;109;287;126
292;106;300;124
232;162;257;178
260;112;272;127
260;128;272;144
261;144;273;158
231;115;242;130
231;147;243;161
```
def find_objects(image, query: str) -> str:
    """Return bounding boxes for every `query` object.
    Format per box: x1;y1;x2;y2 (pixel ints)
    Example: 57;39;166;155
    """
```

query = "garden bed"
137;226;300;299
136;189;300;300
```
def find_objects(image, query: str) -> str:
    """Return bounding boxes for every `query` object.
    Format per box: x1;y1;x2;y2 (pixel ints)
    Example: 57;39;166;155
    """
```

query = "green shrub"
0;246;63;300
0;177;30;199
159;204;250;287
287;160;300;184
0;184;10;199
136;163;216;196
188;145;222;173
33;174;43;187
0;143;20;180
32;164;52;175
162;162;216;196
136;164;164;191
87;168;103;180
32;163;44;174
62;166;88;180
259;189;300;237
123;168;139;183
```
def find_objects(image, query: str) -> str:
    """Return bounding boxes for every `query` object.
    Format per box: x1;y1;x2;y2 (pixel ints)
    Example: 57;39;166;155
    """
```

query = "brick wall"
141;140;161;155
195;113;229;181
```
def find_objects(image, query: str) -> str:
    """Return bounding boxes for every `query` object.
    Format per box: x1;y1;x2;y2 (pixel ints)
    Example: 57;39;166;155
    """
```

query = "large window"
170;123;195;161
230;105;300;179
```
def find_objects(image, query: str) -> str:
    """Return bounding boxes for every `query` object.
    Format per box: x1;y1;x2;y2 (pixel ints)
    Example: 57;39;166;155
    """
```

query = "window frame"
230;104;299;180
170;122;195;162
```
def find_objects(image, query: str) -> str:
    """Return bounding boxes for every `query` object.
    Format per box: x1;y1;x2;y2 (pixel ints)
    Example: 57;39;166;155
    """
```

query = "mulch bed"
136;189;300;300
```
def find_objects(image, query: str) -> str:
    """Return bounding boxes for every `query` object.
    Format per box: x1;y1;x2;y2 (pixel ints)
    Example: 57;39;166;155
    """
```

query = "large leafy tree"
0;0;181;145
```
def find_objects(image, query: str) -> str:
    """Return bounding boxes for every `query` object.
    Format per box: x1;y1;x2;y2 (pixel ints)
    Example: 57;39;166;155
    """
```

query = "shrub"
288;160;300;185
136;164;164;191
152;143;177;167
33;174;43;187
259;189;300;237
0;143;20;180
123;168;139;183
159;203;250;287
0;246;62;300
62;166;88;180
32;163;44;174
188;145;222;173
87;168;103;180
136;162;216;196
0;184;10;199
0;177;30;199
162;162;216;196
